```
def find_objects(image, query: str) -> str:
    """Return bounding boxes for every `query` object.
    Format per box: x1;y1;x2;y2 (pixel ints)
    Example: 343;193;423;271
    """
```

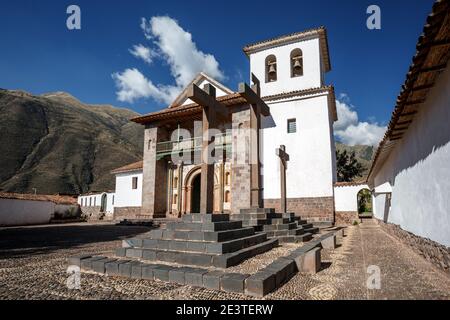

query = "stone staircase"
115;213;278;268
231;208;319;243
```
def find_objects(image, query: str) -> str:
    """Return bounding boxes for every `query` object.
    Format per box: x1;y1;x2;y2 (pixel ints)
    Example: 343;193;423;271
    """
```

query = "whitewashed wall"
114;171;143;208
77;192;114;214
249;37;323;96
261;93;335;199
334;184;369;212
0;198;53;226
371;65;450;247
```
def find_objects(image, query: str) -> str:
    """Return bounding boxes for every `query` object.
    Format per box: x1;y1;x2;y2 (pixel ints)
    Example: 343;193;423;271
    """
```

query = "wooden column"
188;84;228;214
276;145;290;213
238;76;270;209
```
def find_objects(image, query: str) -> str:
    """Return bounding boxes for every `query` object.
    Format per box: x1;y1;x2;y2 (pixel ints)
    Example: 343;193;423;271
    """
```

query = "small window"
287;119;297;134
112;195;115;205
224;191;231;203
173;194;178;204
89;197;92;206
94;197;96;207
132;177;138;190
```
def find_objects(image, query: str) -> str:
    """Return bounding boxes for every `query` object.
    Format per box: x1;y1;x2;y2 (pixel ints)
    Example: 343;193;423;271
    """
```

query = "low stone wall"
376;219;450;274
264;197;334;223
113;207;142;220
335;211;360;226
80;206;103;220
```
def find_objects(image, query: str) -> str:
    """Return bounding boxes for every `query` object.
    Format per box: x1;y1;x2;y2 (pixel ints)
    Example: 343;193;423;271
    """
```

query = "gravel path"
1;220;449;300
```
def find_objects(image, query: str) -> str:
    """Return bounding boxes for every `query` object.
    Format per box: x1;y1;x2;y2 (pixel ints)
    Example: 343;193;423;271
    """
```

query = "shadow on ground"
0;224;153;259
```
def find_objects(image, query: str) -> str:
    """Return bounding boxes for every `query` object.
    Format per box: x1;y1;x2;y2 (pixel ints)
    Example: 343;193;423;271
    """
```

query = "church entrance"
191;173;201;213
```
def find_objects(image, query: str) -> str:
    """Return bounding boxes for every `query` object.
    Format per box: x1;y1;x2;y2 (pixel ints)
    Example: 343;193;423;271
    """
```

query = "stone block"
149;229;163;239
321;235;337;249
92;258;116;274
188;231;204;241
105;260;130;276
156;250;178;262
153;265;174;282
119;261;142;277
157;240;170;250
131;262;143;279
141;264;161;280
176;252;213;267
67;254;91;267
126;248;143;258
142;239;158;248
142;250;157;261
245;272;276;297
185;268;208;287
264;258;296;286
169;240;188;251
80;256;106;271
115;248;127;257
293;247;321;274
169;267;190;285
202;271;225;290
187;241;206;253
220;273;250;293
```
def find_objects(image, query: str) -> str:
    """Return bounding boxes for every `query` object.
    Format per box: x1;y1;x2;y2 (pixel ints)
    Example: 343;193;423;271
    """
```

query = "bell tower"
243;27;338;223
244;27;331;97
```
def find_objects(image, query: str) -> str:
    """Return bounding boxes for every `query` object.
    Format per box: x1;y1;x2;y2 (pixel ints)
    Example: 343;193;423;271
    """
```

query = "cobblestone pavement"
0;220;449;300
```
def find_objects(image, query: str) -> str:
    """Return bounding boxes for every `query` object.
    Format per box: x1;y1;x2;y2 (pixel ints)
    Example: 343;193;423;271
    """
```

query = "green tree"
336;149;365;182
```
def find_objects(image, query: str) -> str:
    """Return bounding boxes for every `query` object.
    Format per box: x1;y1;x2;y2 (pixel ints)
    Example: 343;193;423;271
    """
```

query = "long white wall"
261;93;335;199
334;184;369;212
0;198;53;226
114;171;143;208
371;65;450;246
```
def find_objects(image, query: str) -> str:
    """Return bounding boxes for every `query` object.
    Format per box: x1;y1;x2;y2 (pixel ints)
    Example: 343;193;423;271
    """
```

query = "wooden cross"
238;74;270;208
187;83;228;214
276;145;290;213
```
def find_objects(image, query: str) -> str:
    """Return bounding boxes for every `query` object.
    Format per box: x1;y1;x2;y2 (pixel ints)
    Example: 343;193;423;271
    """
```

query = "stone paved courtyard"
0;220;449;300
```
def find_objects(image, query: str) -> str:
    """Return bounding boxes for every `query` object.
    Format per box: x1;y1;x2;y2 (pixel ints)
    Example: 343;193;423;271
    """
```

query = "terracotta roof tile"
111;161;143;174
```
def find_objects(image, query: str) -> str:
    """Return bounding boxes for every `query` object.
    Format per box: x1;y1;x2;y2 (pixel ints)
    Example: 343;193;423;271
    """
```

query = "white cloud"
334;96;386;146
113;16;225;104
129;44;156;64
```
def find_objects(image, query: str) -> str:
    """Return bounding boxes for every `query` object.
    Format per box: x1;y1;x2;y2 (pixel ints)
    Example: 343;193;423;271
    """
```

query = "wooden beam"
392;126;410;132
396;120;413;126
399;111;418;117
411;83;435;92
403;99;426;106
187;84;229;119
238;82;271;116
417;63;447;74
416;39;450;49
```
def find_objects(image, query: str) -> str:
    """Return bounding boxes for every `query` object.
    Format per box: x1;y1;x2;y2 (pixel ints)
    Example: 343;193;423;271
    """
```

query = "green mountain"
0;89;144;195
335;142;375;180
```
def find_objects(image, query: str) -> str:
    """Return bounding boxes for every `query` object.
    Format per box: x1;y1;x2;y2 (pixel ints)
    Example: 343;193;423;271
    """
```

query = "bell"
268;63;276;75
293;58;302;70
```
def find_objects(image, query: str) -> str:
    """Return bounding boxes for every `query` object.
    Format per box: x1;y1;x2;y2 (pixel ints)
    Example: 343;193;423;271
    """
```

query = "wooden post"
238;78;270;208
188;83;228;214
276;145;290;213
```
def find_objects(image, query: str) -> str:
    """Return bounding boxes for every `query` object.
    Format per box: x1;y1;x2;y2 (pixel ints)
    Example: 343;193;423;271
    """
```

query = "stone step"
299;223;313;229
116;238;278;268
165;220;243;232
240;208;275;214
241;219;269;227
266;227;305;237
132;227;256;243
127;233;267;255
231;213;269;221
304;227;319;234
182;214;230;223
263;222;298;231
266;218;291;225
276;233;313;243
297;219;308;225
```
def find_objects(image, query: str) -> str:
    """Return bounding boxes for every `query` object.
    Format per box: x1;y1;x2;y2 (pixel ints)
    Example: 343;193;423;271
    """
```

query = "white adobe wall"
249;37;324;96
0;198;53;226
371;65;450;247
261;93;335;199
334;184;369;212
114;171;143;208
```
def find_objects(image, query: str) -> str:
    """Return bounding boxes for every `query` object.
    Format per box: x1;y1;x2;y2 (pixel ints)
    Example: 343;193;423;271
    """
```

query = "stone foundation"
264;197;334;223
335;211;360;226
113;207;144;221
80;206;103;220
376;219;450;274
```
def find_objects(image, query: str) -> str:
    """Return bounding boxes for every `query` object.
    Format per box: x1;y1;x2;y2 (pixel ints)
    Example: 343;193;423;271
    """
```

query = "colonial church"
118;27;337;223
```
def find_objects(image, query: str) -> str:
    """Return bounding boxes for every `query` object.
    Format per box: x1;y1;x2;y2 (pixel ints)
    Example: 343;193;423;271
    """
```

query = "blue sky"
0;0;434;144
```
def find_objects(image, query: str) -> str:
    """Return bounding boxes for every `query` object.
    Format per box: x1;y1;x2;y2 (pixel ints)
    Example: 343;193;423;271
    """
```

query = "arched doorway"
100;193;107;212
357;188;373;218
191;174;201;213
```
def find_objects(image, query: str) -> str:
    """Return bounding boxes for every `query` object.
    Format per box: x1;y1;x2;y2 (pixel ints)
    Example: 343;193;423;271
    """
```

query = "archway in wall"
191;174;201;213
357;188;373;217
100;193;107;212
